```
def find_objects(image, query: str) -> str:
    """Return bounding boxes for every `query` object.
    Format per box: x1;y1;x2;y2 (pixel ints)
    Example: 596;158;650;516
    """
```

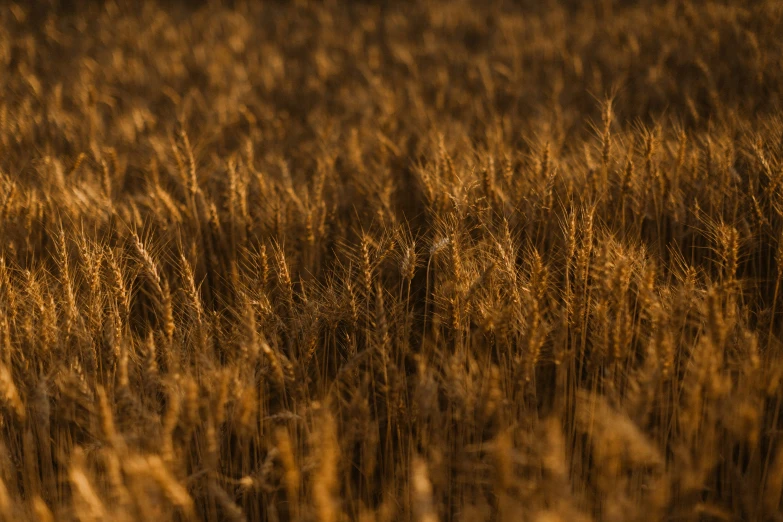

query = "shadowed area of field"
1;1;783;521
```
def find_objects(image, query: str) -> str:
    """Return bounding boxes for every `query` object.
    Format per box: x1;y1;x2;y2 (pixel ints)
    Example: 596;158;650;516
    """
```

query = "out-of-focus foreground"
1;1;783;520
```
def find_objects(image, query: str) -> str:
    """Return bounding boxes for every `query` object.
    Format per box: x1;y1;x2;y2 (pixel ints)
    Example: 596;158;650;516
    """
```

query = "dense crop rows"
1;1;783;520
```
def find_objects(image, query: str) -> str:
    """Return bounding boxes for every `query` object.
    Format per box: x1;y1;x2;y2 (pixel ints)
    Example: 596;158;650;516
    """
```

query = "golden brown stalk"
770;232;783;347
411;456;438;522
69;449;107;522
764;440;783;515
130;455;195;520
601;101;612;173
275;426;300;519
161;383;181;464
32;496;54;522
96;385;123;450
312;407;339;522
0;475;13;522
209;480;246;522
0;362;24;422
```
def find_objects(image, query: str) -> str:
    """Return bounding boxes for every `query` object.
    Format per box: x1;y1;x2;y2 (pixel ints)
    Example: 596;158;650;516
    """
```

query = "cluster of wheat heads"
1;0;783;521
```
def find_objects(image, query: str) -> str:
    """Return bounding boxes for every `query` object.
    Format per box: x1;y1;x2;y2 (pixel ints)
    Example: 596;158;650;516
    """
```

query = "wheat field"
1;0;783;520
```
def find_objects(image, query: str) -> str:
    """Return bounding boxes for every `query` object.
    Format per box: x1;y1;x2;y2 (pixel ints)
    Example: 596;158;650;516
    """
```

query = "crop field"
1;0;783;520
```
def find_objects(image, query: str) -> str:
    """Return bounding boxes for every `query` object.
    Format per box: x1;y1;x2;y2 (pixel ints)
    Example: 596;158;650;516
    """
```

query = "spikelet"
360;234;374;299
401;244;418;282
178;127;199;198
180;253;206;352
56;227;77;334
160;277;175;348
345;276;360;330
449;227;464;286
131;231;165;301
69;152;87;179
273;242;294;308
96;385;122;450
144;330;159;379
621;149;635;197
259;243;270;289
374;281;390;350
261;339;286;389
106;248;129;323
